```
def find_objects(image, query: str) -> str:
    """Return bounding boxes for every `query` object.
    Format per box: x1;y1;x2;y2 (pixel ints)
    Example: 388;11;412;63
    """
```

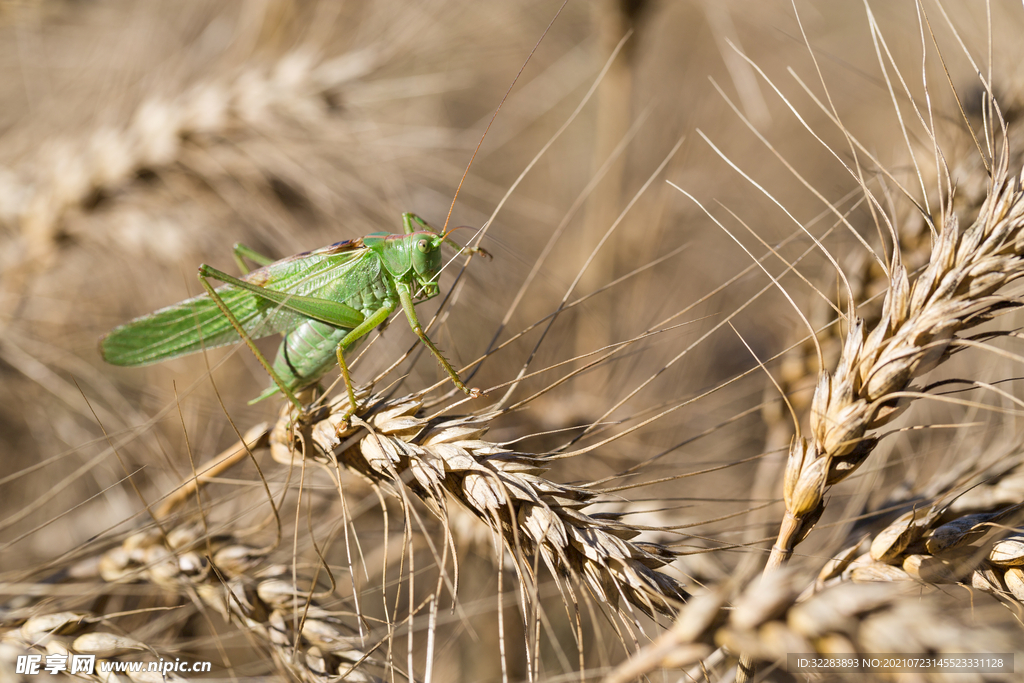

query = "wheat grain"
809;509;1024;615
0;524;387;683
0;48;377;270
1;609;185;682
606;571;1018;683
770;142;1024;572
273;390;689;620
0;384;689;681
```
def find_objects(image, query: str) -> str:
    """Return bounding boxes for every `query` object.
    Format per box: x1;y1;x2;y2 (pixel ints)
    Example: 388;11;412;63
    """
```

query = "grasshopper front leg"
396;281;480;398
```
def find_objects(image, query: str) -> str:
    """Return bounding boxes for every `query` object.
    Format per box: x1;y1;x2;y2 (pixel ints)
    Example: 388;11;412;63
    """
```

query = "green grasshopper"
100;213;487;414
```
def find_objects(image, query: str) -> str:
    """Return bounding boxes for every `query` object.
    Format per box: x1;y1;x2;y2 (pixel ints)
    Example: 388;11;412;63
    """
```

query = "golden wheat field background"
2;1;1024;681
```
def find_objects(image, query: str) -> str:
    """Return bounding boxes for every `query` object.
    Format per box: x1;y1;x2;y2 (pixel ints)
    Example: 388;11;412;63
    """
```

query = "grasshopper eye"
417;239;430;253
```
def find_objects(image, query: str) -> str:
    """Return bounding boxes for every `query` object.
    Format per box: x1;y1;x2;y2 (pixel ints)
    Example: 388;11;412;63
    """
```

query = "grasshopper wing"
100;239;369;367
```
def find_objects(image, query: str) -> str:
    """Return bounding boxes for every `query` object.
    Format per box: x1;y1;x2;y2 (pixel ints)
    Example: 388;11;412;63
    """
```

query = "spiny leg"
201;263;371;415
333;304;396;418
197;265;304;411
232;243;274;274
396;281;480;398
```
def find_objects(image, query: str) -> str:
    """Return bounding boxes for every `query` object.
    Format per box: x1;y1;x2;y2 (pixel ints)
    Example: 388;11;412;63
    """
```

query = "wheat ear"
605;568;1017;682
0;524;386;683
273;390;689;620
769;143;1024;572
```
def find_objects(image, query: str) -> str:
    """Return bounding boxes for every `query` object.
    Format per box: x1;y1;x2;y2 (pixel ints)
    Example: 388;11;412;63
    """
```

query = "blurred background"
1;0;1023;680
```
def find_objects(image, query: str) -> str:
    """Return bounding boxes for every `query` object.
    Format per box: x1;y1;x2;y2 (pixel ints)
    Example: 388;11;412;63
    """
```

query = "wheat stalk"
733;141;1024;676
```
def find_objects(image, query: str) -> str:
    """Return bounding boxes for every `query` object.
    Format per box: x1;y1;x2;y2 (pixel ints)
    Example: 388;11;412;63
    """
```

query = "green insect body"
262;319;356;404
255;230;437;401
100;213;483;413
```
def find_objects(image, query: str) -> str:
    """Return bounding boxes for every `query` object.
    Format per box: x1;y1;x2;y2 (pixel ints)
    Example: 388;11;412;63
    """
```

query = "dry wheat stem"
154;423;271;521
723;68;1024;674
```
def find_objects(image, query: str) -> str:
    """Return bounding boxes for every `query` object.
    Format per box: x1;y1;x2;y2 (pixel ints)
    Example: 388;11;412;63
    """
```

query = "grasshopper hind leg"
197;266;306;411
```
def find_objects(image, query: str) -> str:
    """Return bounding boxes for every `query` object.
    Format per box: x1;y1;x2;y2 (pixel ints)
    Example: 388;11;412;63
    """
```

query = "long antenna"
441;0;570;235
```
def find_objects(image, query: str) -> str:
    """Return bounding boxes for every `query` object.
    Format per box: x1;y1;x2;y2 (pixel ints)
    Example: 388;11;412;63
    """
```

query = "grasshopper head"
410;233;444;297
367;230;452;298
